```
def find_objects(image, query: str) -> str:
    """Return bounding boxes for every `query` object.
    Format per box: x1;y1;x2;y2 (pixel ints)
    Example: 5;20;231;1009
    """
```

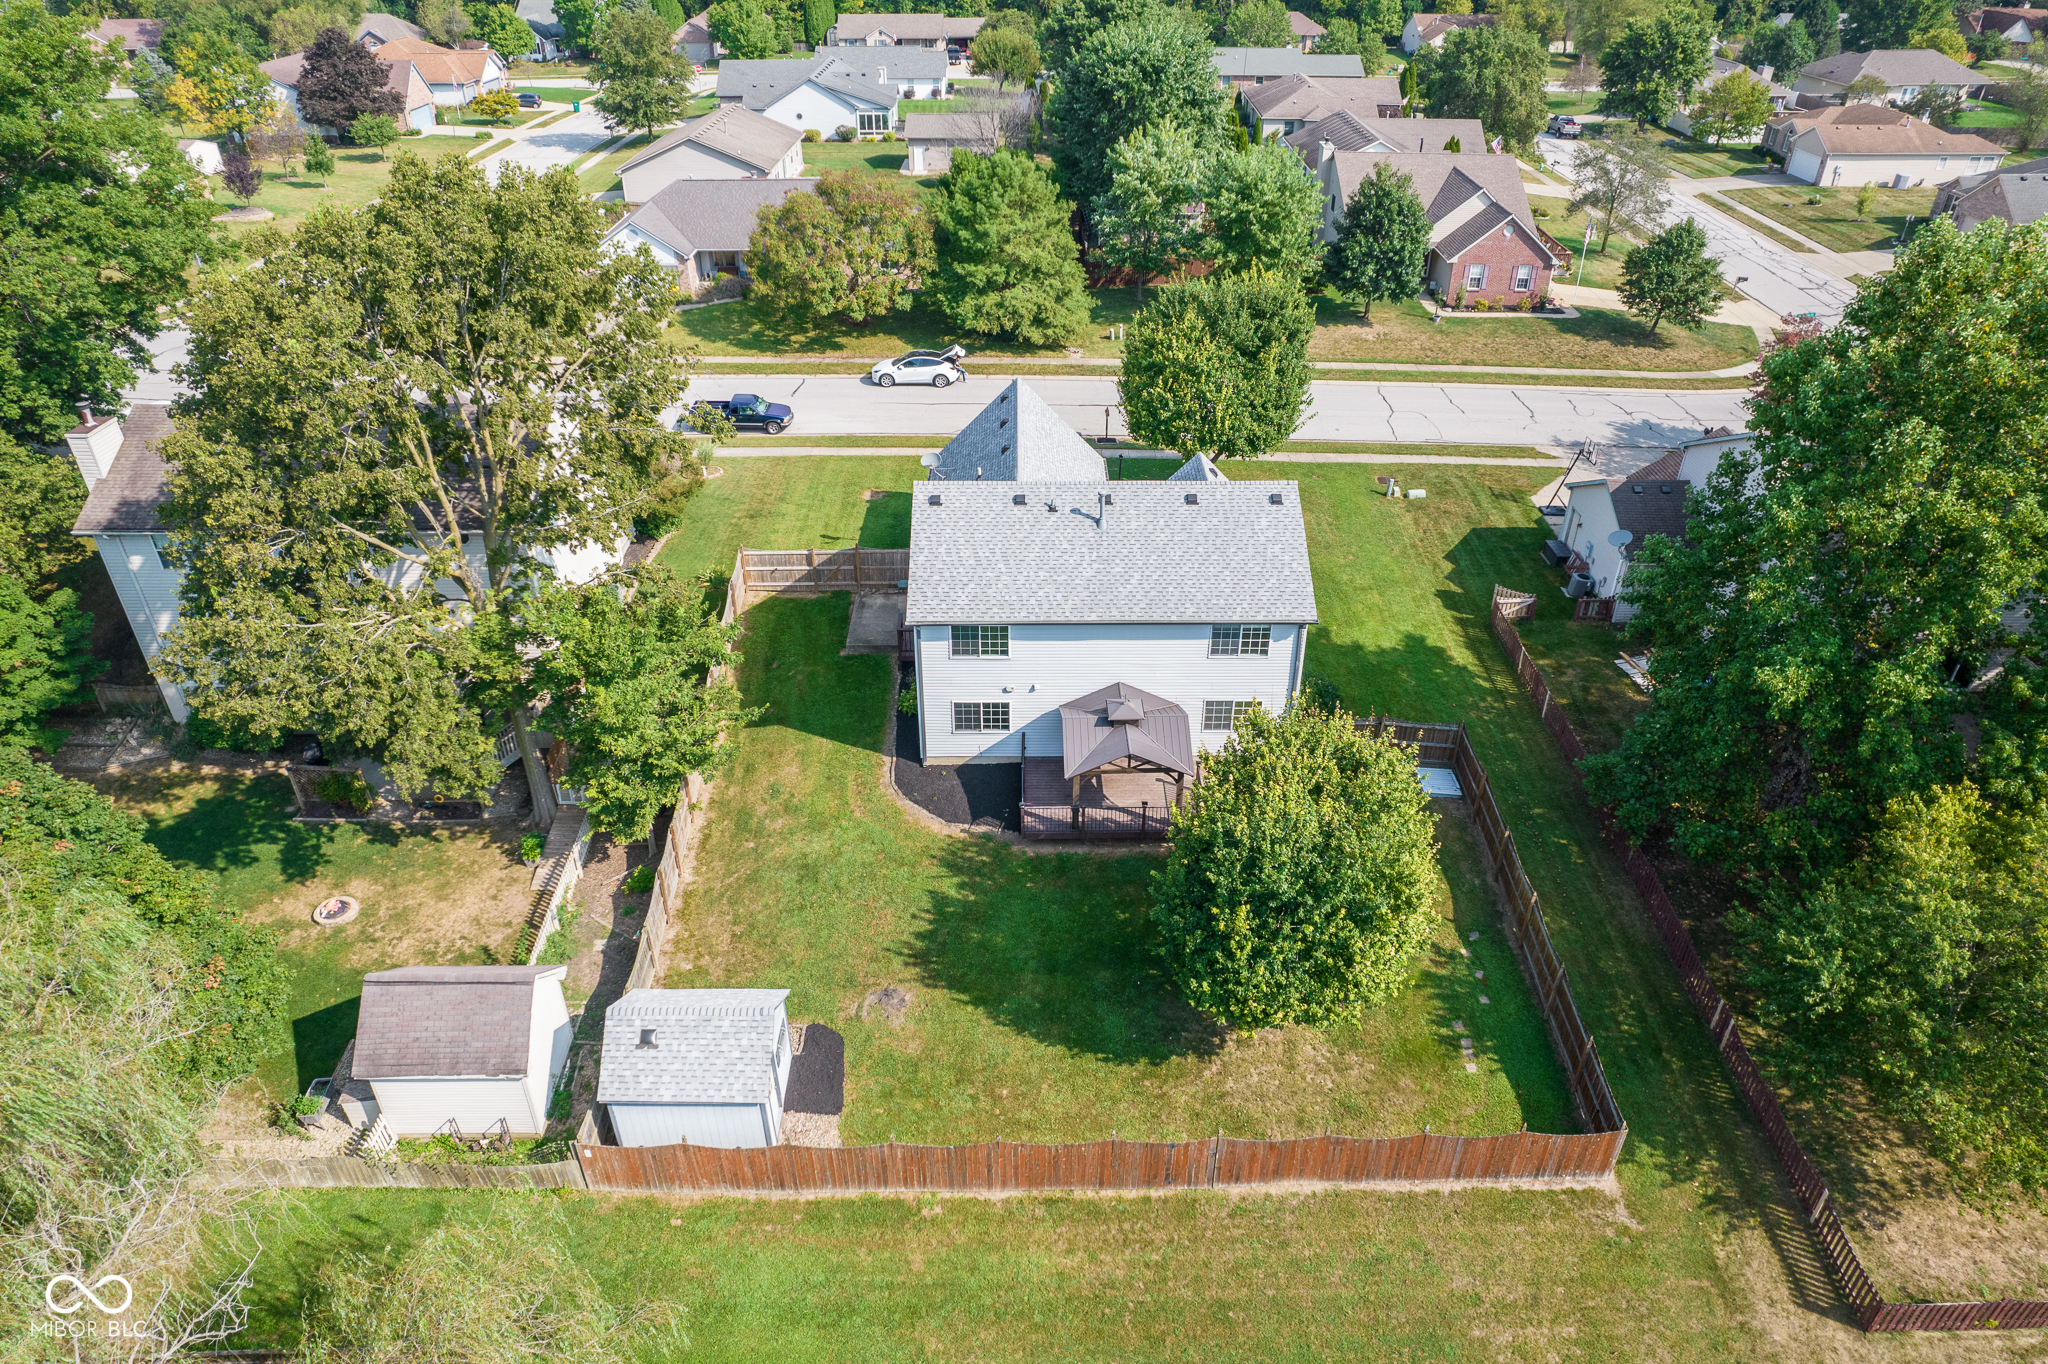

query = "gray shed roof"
1212;47;1365;79
618;103;802;178
905;480;1317;626
351;965;564;1080
1800;48;1983;89
606;177;818;257
926;380;1106;483
71;404;173;534
597;988;790;1105
1059;681;1194;779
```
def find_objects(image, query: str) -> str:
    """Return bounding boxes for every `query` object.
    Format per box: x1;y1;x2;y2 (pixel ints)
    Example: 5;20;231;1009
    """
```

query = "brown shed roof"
351;965;565;1080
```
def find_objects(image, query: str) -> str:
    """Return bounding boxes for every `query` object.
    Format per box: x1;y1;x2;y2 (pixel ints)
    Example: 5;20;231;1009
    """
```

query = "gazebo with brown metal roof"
1052;682;1196;807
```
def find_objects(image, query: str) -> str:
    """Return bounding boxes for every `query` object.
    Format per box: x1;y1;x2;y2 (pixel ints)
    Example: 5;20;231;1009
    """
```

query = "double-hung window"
1465;263;1488;291
1203;700;1253;731
1512;264;1533;292
952;702;1010;733
950;625;1008;657
1209;624;1271;657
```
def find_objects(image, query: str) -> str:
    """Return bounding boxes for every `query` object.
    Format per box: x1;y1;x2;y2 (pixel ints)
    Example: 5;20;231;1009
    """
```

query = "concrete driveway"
482;107;620;179
1534;133;1859;323
677;374;1752;450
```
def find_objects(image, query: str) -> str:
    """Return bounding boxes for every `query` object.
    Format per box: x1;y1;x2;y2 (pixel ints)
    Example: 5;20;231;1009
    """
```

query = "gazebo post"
1071;773;1081;805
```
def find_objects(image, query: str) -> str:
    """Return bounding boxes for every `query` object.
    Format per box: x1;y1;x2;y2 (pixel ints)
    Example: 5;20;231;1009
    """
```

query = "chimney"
1317;138;1335;169
1756;63;1774;83
66;405;125;490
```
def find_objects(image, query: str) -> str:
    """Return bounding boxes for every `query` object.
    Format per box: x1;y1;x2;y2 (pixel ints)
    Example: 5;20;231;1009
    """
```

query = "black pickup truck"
688;394;795;435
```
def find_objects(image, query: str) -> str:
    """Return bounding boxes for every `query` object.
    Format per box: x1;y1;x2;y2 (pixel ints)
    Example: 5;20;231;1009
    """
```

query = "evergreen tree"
802;0;835;46
1617;217;1721;334
1323;159;1430;321
931;150;1090;345
1119;267;1313;462
302;134;336;186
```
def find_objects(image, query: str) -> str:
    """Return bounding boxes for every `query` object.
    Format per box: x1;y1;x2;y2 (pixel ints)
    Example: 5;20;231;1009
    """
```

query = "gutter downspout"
1289;619;1307;700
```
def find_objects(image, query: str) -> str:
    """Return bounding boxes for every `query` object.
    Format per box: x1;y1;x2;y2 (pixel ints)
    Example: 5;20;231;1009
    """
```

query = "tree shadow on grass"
137;770;396;885
906;833;1226;1065
290;996;361;1095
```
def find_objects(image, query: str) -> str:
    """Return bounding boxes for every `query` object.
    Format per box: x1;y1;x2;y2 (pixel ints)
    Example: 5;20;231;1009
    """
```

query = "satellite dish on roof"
919;453;938;469
1608;529;1635;548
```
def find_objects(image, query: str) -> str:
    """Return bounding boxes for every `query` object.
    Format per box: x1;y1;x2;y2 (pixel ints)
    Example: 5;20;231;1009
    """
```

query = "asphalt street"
1532;133;1858;322
675;374;1752;451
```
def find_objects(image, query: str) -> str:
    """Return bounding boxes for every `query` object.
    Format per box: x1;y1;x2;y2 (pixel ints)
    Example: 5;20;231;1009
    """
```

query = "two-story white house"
716;52;947;135
904;383;1316;838
67;403;625;720
1557;428;1754;622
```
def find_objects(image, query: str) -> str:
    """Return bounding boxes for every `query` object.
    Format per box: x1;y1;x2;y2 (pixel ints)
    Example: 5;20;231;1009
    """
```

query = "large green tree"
1153;702;1439;1031
1224;0;1294;46
1419;23;1548;150
747;171;934;331
1784;0;1839;57
1090;122;1212;298
1203;138;1326;281
706;0;780;58
1565;130;1671;253
1323;159;1431;321
1617;217;1720;333
1841;0;1946;52
478;2;540;58
1045;9;1226;208
1734;785;2048;1203
156;152;705;806
1584;217;2048;879
1038;0;1157;67
931;149;1090;346
0;439;90;594
0;1;224;447
1119;267;1313;462
297;25;404;134
970;23;1040;92
1741;19;1813;83
1598;7;1713;129
593;7;696;141
1688;67;1775;145
0;576;100;747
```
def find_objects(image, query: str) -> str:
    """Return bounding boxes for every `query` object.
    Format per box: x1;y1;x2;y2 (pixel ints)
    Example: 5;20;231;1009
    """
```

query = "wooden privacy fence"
206;1156;585;1190
625;771;708;994
575;1130;1626;1196
1489;586;2048;1334
729;546;910;612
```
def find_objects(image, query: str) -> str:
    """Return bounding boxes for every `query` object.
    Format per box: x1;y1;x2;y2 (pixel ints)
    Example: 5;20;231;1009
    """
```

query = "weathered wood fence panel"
730;547;910;612
1489;587;2048;1334
207;1157;586;1190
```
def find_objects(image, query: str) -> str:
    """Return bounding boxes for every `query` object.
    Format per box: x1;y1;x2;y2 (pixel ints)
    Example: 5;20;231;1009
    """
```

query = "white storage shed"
599;988;793;1149
349;965;573;1137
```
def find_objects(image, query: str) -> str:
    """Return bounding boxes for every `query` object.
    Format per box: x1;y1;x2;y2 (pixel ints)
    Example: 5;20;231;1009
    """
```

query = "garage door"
1786;149;1822;184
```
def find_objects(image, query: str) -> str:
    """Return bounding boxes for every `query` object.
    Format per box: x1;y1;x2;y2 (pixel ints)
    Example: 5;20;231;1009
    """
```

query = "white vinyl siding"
755;82;891;135
97;533;190;719
609;1101;778;1148
366;1077;542;1137
915;621;1303;763
1209;624;1271;656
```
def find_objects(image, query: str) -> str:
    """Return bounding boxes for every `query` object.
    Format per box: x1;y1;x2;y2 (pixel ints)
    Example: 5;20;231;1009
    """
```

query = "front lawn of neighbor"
576;130;654;194
1721;184;1932;253
205;150;397;230
1531;204;1636;290
671;287;1142;359
1661;143;1776;179
1310;298;1757;372
101;767;537;1102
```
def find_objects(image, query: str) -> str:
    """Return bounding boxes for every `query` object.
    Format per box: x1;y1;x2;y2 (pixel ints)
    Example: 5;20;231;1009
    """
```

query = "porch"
1020;758;1184;840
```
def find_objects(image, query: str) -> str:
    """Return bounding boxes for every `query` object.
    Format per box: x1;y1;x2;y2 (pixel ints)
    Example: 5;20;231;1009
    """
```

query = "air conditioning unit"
1565;572;1596;598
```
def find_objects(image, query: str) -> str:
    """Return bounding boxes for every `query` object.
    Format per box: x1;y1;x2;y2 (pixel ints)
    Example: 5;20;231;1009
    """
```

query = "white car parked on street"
868;345;967;388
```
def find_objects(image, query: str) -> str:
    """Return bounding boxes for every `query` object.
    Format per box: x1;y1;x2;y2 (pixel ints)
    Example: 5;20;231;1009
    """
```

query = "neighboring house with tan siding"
1762;103;2005;185
602;177;819;292
1400;12;1493;54
616;104;805;202
1239;72;1406;138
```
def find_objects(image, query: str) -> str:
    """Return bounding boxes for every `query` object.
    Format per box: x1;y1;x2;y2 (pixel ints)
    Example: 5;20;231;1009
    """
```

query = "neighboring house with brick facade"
1239;72;1406;138
1400;12;1494;54
1762;103;2005;185
1312;148;1565;305
1933;154;2048;230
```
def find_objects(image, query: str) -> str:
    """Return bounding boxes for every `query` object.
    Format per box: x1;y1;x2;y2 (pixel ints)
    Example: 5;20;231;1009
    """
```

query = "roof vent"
1012;493;1027;505
1184;492;1199;505
928;493;942;506
1269;492;1283;505
1101;493;1113;505
1046;501;1057;513
637;1028;658;1049
1000;444;1010;454
999;419;1008;428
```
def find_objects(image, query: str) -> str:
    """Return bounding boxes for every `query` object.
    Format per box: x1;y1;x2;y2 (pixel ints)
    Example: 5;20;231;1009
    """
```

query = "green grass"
1530;205;1636;291
1311;298;1757;372
1544;90;1602;116
1721;184;1931;253
673;287;1141;359
1702;191;1815;252
1661;143;1777;179
101;768;537;1101
205;150;395;231
510;84;598;102
576;130;653;194
1954;103;2024;128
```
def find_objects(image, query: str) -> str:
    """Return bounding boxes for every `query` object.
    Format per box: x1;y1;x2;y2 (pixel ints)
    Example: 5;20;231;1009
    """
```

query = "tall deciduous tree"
747;171;934;330
1045;9;1225;208
2003;67;2048;152
1741;18;1813;82
1584;217;2048;879
593;6;695;140
1565;131;1671;252
479;3;541;58
1203;137;1327;280
297;26;405;135
1119;267;1313;461
1324;159;1431;321
931;149;1090;345
1091;123;1211;297
1153;702;1439;1031
1037;0;1157;67
417;0;474;45
0;440;89;593
1419;23;1549;149
559;0;599;50
1598;7;1713;129
801;0;835;47
706;0;780;58
1688;67;1774;144
1785;0;1839;57
156;152;705;803
1224;0;1294;47
0;576;100;746
1618;217;1720;333
1841;0;1948;52
164;31;279;136
970;24;1040;92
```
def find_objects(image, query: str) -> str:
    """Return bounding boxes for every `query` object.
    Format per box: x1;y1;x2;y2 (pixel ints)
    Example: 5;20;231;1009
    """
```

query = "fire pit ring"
312;895;360;926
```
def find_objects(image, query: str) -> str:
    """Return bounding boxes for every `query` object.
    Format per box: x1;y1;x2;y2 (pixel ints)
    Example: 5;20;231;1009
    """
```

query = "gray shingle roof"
905;480;1317;626
1612;477;1691;560
833;13;985;42
351;966;564;1080
926;380;1106;483
1167;453;1229;482
716;51;943;109
1938;156;2048;229
1284;111;1486;154
597;988;789;1105
1325;151;1557;263
619;103;801;177
1212;47;1366;79
71;404;173;534
1800;48;1982;89
1242;72;1405;119
356;10;427;43
1434;200;1517;261
606;177;818;257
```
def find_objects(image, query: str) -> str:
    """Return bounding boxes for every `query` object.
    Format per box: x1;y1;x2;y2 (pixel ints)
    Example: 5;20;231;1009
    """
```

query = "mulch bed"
785;1025;844;1115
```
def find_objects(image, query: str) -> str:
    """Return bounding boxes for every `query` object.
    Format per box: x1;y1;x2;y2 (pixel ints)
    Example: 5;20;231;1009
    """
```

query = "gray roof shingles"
1800;47;1982;89
926;379;1106;483
1211;47;1366;80
598;988;790;1105
618;103;801;177
1940;156;2048;228
715;51;945;108
905;479;1317;626
1284;110;1486;154
72;404;174;535
607;177;819;257
351;965;564;1080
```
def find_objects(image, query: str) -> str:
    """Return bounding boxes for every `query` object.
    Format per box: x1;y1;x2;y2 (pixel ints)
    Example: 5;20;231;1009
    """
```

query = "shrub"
312;768;375;814
833;124;855;141
521;832;547;862
802;127;821;142
288;1093;325;1116
624;863;656;893
881;129;897;142
475;130;491;140
897;686;917;716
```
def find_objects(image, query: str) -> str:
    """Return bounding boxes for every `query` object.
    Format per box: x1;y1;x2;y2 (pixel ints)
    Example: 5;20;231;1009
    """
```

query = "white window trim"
949;625;1009;658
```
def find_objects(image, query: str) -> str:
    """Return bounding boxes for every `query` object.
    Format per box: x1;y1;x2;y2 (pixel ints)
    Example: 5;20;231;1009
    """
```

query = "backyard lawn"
1310;298;1757;371
1721;184;1932;253
100;767;536;1102
203;150;398;230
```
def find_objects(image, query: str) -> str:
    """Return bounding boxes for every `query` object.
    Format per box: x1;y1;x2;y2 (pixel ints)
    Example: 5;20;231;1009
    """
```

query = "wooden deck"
1020;758;1184;840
